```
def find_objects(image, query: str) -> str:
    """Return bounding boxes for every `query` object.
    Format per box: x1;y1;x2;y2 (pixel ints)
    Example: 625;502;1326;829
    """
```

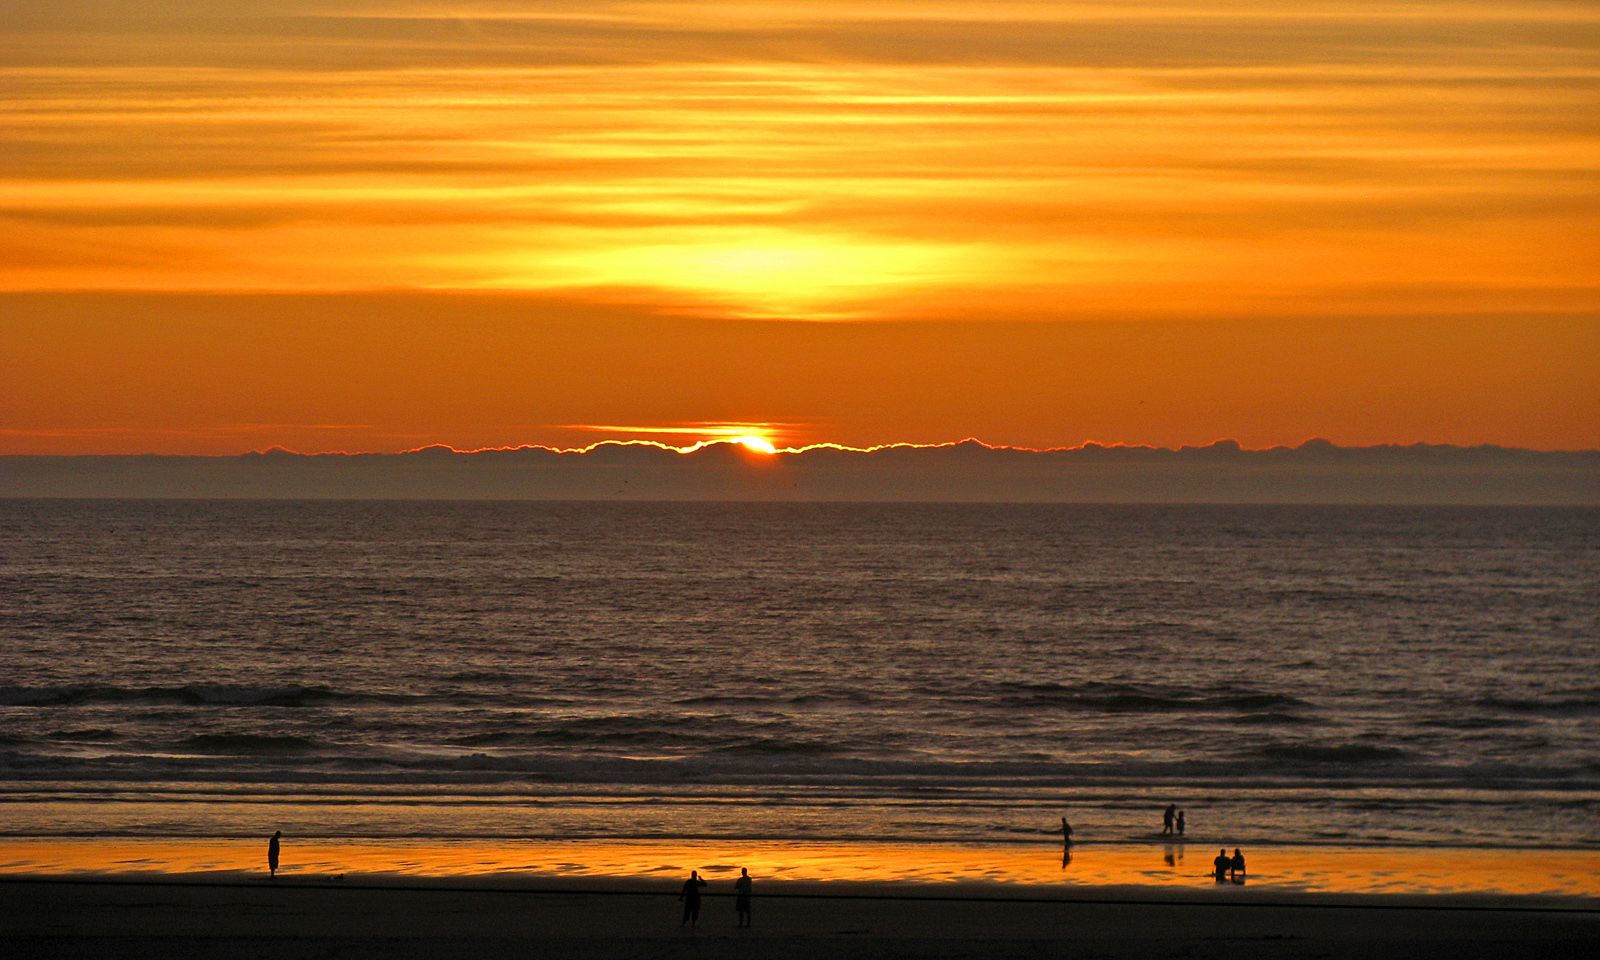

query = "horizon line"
5;437;1599;459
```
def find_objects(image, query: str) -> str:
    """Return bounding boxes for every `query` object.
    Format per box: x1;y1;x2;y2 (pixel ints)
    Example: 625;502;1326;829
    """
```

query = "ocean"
2;500;1597;852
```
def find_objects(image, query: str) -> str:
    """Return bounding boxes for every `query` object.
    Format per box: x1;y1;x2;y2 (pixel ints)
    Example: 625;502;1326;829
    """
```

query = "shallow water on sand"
4;838;1598;900
2;501;1597;850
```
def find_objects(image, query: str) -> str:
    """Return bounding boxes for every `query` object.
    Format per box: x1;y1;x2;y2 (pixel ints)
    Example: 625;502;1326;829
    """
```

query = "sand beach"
6;872;1597;960
4;838;1597;959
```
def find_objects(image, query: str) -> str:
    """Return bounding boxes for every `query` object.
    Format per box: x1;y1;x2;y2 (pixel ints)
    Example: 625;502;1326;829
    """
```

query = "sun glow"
561;423;794;451
733;434;778;454
538;231;992;317
2;3;1597;454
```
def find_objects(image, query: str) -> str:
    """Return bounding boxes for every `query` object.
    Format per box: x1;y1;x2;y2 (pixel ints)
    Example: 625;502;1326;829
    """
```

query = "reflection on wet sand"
1;839;1597;900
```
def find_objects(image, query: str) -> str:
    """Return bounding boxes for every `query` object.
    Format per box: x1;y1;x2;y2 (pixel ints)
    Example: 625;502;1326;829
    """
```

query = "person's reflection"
1061;845;1072;869
1163;843;1175;867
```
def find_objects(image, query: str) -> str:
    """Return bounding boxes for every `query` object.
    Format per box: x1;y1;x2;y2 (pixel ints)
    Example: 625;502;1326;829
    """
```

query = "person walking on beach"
1162;804;1177;835
1060;817;1074;846
1230;848;1246;882
1176;810;1185;836
734;867;753;928
679;870;707;927
1213;848;1230;882
267;830;281;878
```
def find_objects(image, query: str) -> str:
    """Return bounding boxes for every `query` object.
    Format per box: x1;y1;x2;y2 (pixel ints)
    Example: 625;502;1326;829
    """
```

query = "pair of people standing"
1161;805;1185;836
679;868;754;928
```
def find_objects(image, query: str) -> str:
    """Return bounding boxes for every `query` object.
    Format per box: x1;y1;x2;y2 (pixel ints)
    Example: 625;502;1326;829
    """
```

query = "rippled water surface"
2;501;1597;849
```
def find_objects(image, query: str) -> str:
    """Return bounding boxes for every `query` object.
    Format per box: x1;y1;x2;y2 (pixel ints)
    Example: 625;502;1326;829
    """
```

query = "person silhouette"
267;830;281;878
679;870;707;927
1162;804;1177;835
1060;817;1073;846
734;867;753;927
1213;848;1229;883
1230;848;1246;882
1176;810;1185;836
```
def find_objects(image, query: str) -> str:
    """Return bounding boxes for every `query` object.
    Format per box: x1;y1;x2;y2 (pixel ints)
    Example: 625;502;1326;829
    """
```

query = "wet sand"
6;838;1600;898
4;874;1597;960
5;838;1597;958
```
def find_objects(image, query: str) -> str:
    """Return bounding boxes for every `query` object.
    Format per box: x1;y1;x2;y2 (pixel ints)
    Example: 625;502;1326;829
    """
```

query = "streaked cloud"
1;3;1596;452
5;1;1596;318
4;292;1594;454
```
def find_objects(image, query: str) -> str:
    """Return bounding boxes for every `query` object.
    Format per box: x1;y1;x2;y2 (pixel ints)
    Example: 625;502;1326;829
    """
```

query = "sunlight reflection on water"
3;839;1597;900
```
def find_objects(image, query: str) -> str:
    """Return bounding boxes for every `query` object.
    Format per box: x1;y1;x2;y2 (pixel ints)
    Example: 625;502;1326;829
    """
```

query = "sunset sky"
3;1;1597;454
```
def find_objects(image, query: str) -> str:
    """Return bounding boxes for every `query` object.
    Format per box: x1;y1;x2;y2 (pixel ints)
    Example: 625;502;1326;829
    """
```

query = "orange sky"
2;2;1597;454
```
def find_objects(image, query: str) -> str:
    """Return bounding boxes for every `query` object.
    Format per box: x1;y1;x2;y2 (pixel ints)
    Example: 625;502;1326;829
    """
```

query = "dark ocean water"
2;500;1597;849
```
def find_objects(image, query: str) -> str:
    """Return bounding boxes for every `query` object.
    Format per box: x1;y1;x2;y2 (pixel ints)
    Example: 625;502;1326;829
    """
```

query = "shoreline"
7;873;1599;912
4;837;1597;903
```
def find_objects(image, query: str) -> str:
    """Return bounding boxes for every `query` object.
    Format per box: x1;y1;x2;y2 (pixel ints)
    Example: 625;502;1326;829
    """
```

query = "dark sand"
4;877;1596;960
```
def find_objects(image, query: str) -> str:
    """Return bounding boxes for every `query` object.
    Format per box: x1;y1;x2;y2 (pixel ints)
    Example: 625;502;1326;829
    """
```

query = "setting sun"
2;6;1598;959
2;2;1596;454
733;435;778;455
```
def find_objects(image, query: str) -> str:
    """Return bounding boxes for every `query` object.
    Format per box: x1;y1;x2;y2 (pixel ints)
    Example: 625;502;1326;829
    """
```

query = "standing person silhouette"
1213;848;1230;882
267;831;281;878
1176;810;1185;836
734;867;753;927
1060;817;1074;846
1230;848;1246;882
679;870;707;927
1162;804;1177;835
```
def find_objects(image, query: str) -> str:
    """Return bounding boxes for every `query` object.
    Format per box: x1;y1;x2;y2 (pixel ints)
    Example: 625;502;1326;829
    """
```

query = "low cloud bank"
2;439;1596;504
